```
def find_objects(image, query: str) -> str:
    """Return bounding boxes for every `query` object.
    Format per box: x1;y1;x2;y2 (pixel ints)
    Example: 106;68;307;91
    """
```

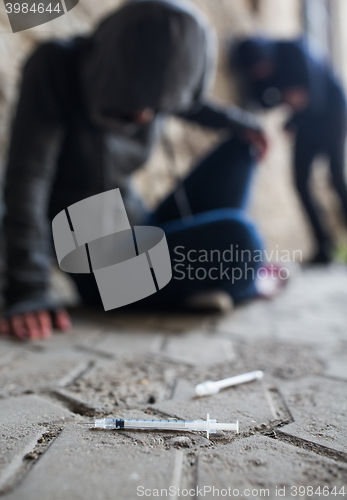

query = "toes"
54;309;71;333
10;316;29;340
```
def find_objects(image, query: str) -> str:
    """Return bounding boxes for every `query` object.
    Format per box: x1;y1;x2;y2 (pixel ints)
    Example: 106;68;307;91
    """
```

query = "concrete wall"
0;0;326;260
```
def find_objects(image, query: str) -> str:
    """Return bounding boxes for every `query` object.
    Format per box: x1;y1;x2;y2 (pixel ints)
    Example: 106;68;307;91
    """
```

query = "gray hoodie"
3;0;261;316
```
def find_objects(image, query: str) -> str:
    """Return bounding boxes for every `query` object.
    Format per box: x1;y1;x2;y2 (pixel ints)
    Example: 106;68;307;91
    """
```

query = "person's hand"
282;86;309;112
0;309;71;341
241;128;269;160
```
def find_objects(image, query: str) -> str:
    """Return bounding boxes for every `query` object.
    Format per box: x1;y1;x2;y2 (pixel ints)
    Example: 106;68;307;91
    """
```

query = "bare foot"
0;309;71;341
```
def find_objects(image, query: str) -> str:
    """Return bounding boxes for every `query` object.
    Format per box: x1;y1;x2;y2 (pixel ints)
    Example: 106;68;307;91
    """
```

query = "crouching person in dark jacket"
1;0;268;340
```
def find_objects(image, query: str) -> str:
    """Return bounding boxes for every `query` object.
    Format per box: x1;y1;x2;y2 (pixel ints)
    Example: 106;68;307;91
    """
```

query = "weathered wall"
0;0;332;260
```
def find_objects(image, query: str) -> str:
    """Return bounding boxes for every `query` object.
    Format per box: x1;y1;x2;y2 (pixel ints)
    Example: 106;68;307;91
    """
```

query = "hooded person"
1;0;268;340
231;37;347;263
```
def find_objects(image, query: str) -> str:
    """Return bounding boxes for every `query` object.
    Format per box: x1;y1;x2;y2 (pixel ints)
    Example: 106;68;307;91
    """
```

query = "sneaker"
309;249;332;264
255;263;289;299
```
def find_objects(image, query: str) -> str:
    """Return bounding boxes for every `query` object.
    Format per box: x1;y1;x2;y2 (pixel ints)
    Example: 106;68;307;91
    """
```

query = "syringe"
91;413;239;439
195;370;264;397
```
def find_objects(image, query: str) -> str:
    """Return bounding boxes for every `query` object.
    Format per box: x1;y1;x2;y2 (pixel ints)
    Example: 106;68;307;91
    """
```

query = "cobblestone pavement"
0;266;347;500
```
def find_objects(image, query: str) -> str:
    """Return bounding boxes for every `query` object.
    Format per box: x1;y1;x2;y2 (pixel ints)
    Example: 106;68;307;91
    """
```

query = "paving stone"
43;325;103;350
153;313;213;332
0;348;94;396
316;341;347;380
273;319;344;345
171;379;197;402
157;331;235;366
197;435;347;499
280;276;347;322
66;356;188;409
74;309;162;331
50;388;106;416
110;312;165;330
212;267;347;345
154;381;285;435
174;337;323;384
0;332;95;397
279;376;347;454
1;267;347;498
0;395;74;492
0;340;25;366
0;320;103;353
78;268;347;349
79;330;164;358
229;338;323;380
0;342;26;397
212;301;275;339
2;424;180;500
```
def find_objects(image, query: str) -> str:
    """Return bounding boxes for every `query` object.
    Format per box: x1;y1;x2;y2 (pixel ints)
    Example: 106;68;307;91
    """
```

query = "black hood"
231;38;276;72
231;37;317;109
81;0;217;120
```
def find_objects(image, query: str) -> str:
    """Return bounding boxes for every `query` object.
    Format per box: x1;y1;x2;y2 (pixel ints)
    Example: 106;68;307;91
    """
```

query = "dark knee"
222;137;253;163
295;176;309;197
212;211;261;252
330;172;346;191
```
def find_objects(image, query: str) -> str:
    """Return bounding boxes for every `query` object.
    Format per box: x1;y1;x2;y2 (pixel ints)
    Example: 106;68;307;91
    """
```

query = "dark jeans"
294;102;347;259
71;137;264;309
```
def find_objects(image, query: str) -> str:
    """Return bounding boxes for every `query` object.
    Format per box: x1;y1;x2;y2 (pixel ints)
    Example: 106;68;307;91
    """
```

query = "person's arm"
176;100;268;159
176;99;262;132
1;43;70;338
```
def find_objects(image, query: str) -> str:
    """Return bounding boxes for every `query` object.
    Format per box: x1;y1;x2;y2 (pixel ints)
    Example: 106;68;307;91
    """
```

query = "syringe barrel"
95;418;201;431
124;419;189;431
